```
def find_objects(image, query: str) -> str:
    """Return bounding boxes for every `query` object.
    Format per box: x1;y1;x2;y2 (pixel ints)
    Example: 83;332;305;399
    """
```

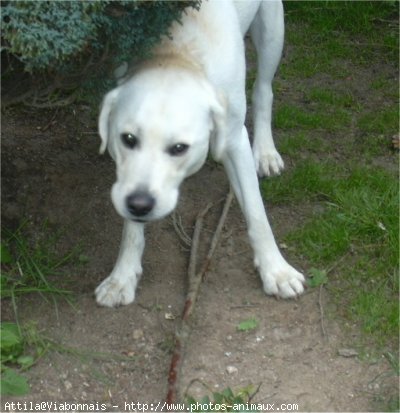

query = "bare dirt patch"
1;101;396;412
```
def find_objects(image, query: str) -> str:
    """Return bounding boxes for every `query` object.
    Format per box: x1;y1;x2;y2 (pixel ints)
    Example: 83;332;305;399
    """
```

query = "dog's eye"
121;133;139;149
168;143;189;156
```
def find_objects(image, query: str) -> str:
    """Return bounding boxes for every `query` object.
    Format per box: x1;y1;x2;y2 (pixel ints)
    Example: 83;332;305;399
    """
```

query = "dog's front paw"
260;262;305;299
253;146;284;177
95;274;137;307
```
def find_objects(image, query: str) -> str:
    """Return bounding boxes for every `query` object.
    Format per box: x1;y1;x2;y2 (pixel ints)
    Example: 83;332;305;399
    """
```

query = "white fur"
96;0;304;307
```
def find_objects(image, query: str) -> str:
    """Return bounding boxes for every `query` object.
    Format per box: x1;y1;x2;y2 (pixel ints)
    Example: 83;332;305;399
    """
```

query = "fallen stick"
166;201;212;404
166;188;234;404
318;284;328;340
199;189;234;279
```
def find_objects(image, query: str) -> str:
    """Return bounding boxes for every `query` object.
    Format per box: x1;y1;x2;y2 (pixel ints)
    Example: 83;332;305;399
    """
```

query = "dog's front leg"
95;220;144;307
222;126;304;298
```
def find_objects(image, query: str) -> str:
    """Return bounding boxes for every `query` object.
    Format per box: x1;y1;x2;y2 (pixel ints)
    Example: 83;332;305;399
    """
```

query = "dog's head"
99;67;226;222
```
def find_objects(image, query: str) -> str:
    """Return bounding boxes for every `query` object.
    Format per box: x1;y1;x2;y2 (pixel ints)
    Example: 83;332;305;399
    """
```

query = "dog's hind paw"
253;146;284;177
95;275;137;307
261;263;305;299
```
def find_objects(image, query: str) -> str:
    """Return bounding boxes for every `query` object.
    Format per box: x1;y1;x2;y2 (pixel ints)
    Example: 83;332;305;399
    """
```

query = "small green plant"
236;318;259;332
0;323;32;396
307;268;328;288
187;384;260;412
1;318;63;396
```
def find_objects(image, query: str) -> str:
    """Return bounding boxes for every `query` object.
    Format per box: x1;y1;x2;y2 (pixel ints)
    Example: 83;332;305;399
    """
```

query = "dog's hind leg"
223;125;304;298
95;221;144;307
250;1;285;177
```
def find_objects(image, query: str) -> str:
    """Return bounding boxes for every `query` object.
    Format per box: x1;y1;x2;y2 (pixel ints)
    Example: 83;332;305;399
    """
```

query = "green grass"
0;221;85;333
0;223;82;395
283;1;398;73
274;104;351;131
263;0;399;354
261;161;338;203
305;87;358;108
285;1;397;36
358;106;399;135
1;224;75;302
262;163;398;346
0;321;136;396
264;4;399;409
284;0;398;58
0;223;139;396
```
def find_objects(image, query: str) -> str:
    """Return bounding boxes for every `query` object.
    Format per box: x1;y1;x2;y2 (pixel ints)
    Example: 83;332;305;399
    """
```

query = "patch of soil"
1;102;395;412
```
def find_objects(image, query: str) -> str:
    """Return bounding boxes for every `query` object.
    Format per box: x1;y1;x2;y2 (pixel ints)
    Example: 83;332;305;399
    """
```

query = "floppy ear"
98;87;120;154
208;91;227;161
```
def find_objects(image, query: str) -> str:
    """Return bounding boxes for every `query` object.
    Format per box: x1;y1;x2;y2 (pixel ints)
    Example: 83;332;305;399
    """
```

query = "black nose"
126;191;155;217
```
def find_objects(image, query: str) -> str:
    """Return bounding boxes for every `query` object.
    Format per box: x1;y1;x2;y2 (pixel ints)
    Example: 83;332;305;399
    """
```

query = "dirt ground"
2;106;397;413
1;36;398;413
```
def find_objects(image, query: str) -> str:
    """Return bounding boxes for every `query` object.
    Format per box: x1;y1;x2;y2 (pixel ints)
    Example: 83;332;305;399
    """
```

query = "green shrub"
2;1;200;72
1;1;200;105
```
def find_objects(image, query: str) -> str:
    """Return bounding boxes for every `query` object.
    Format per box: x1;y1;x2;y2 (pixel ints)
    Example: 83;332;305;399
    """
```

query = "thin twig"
248;382;263;403
40;108;60;132
166;189;234;404
166;202;212;404
317;251;351;339
186;203;214;318
199;188;234;279
230;303;260;310
172;212;192;247
318;284;328;340
183;378;216;400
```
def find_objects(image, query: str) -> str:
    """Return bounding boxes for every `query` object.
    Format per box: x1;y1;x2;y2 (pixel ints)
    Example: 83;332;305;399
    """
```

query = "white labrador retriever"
96;0;305;307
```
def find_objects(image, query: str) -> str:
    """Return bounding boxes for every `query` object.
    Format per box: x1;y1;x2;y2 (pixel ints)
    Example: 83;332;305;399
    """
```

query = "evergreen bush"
1;0;201;106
